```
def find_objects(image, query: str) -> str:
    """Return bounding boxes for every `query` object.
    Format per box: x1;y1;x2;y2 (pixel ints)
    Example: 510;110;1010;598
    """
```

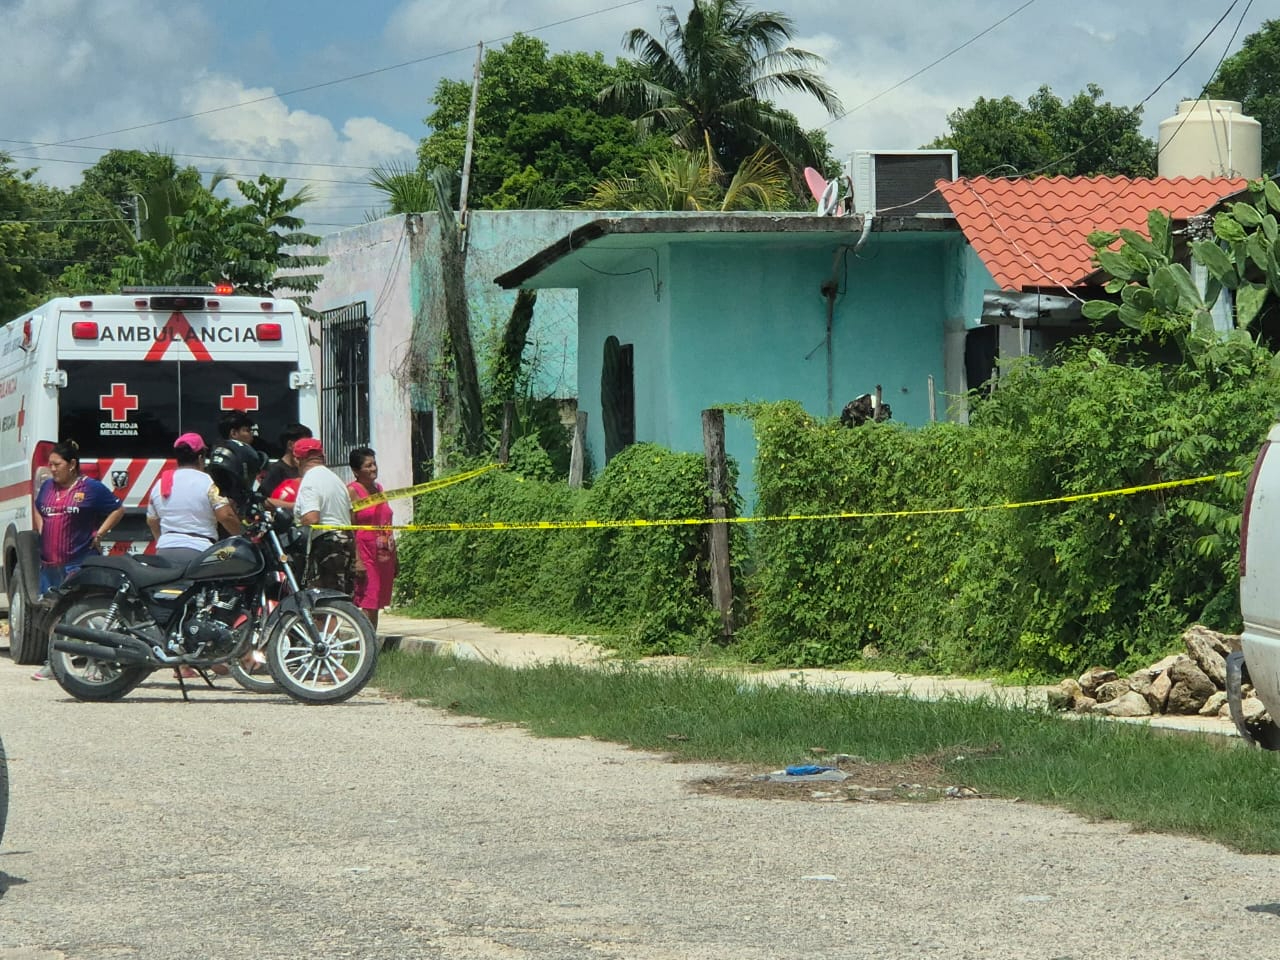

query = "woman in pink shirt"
346;447;397;634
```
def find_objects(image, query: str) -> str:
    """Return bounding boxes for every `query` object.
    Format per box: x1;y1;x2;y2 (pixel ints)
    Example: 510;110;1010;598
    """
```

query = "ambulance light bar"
120;285;238;295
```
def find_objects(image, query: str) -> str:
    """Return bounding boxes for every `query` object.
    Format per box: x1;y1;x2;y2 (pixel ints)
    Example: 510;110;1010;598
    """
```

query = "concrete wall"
310;218;414;523
312;210;604;519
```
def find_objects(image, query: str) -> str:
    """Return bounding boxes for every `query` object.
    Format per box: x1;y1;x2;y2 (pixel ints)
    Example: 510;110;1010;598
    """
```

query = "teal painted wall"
577;232;958;501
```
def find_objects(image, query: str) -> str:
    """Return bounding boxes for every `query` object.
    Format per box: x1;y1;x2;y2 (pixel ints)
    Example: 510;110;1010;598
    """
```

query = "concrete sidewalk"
377;613;1241;740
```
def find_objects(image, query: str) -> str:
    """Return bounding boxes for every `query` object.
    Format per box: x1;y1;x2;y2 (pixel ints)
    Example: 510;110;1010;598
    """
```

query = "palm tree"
367;161;439;218
600;0;842;173
582;145;790;211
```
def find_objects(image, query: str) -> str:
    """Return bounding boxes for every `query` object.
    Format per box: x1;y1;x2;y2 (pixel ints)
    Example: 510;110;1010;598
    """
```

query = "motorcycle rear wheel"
228;638;281;694
266;598;377;704
49;596;151;701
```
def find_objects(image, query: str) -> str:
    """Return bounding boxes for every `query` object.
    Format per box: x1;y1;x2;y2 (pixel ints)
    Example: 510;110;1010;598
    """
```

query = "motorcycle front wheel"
48;595;151;701
265;599;377;704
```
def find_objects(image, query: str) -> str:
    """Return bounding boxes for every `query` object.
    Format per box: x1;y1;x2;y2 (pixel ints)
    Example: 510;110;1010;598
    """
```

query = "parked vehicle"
1232;427;1280;748
45;502;376;705
1;285;320;665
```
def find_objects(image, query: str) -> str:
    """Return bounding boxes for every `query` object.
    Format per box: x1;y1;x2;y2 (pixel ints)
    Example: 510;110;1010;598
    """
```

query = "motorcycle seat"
81;554;187;588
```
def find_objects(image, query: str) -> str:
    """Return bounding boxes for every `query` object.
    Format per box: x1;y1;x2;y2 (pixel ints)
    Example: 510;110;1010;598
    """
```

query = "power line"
820;0;1038;130
957;0;1254;234
3;152;376;187
0;138;384;172
868;0;1248;223
38;0;649;149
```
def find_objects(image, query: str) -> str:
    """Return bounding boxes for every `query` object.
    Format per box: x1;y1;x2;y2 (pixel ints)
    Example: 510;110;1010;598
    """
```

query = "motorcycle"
44;502;377;704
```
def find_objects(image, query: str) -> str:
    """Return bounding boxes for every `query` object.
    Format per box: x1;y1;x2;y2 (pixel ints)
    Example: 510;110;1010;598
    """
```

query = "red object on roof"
936;176;1249;292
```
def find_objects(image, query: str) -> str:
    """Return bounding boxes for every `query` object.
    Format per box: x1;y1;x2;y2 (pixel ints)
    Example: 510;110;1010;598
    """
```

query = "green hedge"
740;351;1280;677
395;443;736;652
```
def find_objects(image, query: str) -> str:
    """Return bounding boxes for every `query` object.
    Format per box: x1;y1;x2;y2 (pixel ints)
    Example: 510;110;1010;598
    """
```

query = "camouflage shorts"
306;532;355;594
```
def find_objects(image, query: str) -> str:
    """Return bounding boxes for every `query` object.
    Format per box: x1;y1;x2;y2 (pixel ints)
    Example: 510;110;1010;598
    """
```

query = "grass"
373;651;1280;854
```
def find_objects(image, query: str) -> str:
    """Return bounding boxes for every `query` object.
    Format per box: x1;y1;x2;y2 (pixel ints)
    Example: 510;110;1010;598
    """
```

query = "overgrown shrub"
396;442;738;651
740;345;1280;677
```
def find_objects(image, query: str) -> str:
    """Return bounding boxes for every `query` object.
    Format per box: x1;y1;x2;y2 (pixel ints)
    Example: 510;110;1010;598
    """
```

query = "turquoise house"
496;212;991;500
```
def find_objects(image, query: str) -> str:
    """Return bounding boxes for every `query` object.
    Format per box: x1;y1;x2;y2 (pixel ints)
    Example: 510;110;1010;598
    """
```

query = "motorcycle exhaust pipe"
51;637;152;666
53;622;137;647
52;624;154;664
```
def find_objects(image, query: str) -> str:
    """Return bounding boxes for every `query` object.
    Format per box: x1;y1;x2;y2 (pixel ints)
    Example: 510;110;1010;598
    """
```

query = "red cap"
293;438;324;460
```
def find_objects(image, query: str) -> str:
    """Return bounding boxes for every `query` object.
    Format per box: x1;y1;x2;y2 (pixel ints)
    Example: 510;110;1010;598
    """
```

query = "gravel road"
1;653;1278;960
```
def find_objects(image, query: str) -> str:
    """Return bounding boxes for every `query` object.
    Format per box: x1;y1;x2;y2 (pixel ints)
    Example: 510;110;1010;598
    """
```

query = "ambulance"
0;286;319;664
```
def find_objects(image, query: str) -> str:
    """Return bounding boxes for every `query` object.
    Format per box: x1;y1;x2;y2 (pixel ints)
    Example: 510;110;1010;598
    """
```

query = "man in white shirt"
146;433;242;562
293;438;354;592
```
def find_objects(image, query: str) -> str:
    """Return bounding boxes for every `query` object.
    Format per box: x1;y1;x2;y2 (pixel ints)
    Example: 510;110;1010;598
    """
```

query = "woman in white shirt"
146;433;242;562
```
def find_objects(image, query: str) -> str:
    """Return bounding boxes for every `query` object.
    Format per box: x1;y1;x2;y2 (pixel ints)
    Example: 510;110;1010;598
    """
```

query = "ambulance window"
58;361;182;460
58;360;303;460
179;361;301;459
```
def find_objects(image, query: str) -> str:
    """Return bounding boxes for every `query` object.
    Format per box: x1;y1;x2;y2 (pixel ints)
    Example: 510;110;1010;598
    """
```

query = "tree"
582;145;790;210
599;0;842;174
112;174;326;310
1206;18;1280;175
51;150;205;293
0;153;62;321
419;35;672;209
927;84;1156;178
368;161;438;216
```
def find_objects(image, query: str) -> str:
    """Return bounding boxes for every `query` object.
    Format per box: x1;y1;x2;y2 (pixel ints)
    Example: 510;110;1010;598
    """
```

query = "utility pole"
458;41;483;252
122;194;143;241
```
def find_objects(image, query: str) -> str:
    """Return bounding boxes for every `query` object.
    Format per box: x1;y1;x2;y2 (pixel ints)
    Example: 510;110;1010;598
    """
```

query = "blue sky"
1;0;1271;230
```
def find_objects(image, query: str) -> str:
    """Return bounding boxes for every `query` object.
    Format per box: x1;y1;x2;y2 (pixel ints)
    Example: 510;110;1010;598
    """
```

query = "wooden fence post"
498;400;515;464
568;411;587;489
702;408;734;640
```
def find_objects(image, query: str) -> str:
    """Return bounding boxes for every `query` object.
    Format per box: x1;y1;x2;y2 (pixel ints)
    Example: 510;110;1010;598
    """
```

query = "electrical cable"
818;0;1038;130
868;0;1250;222
33;0;650;149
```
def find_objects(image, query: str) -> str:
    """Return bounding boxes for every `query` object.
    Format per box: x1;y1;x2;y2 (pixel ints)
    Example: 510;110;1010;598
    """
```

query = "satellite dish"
803;166;827;202
816;177;842;216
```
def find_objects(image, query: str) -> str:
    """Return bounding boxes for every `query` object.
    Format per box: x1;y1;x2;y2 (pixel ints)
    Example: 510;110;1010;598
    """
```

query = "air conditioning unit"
850;149;958;217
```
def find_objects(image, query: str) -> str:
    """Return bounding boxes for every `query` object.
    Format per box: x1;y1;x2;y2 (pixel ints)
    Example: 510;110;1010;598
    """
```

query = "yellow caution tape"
348;463;502;512
317;470;1241;534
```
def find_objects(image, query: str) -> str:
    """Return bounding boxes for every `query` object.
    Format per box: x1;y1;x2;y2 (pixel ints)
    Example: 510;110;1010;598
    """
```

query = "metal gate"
320;301;369;478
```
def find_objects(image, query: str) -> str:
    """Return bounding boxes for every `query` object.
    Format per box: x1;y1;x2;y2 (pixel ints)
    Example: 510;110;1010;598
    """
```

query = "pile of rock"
1047;625;1268;723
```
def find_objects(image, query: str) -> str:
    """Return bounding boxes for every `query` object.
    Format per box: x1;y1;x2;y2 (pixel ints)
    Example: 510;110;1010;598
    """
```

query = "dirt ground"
688;745;998;804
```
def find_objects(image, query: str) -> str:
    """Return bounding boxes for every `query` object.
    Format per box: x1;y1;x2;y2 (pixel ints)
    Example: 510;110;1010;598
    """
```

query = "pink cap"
174;432;206;453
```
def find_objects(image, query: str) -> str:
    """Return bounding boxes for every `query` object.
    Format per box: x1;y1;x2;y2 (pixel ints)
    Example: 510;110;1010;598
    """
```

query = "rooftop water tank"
1158;99;1262;179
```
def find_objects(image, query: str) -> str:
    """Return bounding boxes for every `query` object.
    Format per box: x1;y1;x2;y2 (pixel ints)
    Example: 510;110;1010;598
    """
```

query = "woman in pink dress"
346;447;397;633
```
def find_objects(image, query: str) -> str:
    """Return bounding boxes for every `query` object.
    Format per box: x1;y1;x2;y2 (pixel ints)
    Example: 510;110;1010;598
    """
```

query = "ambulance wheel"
7;548;47;665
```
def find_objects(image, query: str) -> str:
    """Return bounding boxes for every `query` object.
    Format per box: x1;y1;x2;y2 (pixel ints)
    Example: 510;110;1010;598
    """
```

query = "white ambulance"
0;286;319;664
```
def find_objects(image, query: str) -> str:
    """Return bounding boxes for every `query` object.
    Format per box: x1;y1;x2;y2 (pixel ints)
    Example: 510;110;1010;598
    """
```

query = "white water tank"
1158;99;1262;178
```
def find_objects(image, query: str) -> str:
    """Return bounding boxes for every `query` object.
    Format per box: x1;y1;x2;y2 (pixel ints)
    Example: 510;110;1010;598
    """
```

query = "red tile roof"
936;176;1248;292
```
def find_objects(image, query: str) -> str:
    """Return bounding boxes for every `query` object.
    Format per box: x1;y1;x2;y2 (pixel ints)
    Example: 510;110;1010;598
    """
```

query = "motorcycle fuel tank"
184;537;264;581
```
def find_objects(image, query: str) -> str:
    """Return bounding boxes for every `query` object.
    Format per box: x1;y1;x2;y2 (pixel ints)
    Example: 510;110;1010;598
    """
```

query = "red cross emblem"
220;383;259;413
16;395;24;442
100;383;140;422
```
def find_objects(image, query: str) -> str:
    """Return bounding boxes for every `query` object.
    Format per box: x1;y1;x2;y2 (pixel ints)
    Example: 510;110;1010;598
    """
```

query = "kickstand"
175;669;190;702
196;669;216;688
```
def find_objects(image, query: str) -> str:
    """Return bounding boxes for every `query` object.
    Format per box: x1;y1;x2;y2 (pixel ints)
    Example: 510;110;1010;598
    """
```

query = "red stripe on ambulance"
142;312;214;362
